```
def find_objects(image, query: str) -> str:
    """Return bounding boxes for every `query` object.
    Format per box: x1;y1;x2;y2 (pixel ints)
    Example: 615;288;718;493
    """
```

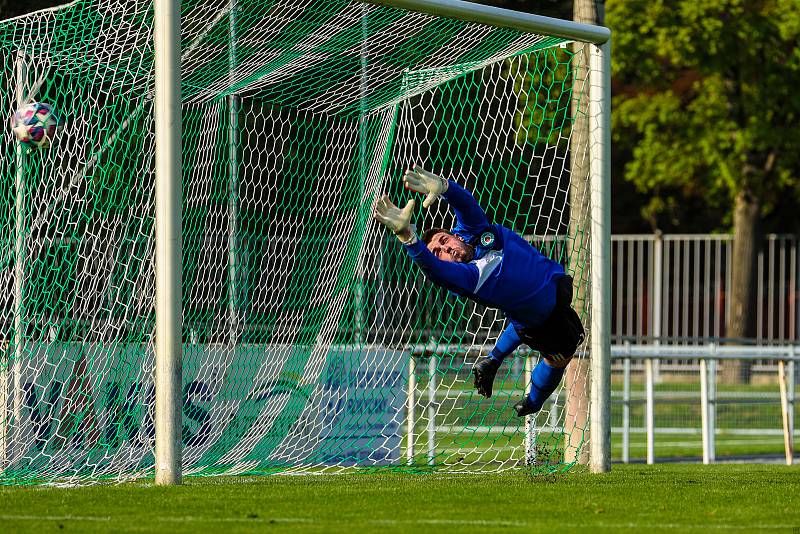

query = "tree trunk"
564;0;601;466
722;188;761;384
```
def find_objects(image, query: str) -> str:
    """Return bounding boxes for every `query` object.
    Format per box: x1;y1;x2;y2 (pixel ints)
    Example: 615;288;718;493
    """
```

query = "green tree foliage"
607;0;800;230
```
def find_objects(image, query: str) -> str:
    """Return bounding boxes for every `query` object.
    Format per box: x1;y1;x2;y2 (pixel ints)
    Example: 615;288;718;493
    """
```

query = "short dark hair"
421;227;451;245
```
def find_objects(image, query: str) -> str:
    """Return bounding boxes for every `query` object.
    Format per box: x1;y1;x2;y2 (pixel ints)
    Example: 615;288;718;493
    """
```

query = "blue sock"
488;324;523;365
527;360;566;411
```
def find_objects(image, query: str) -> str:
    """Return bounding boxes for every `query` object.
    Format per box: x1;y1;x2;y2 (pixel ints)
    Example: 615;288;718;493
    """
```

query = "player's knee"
543;353;573;368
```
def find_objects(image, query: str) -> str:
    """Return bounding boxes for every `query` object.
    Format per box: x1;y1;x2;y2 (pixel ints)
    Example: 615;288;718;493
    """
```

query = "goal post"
589;40;611;474
153;0;182;486
0;0;611;485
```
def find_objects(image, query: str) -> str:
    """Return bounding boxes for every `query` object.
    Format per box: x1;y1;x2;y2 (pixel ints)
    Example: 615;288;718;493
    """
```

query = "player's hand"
373;194;416;243
403;166;449;209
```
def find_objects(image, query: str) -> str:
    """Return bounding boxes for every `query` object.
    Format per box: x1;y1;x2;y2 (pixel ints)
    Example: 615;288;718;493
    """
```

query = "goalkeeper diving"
373;167;585;416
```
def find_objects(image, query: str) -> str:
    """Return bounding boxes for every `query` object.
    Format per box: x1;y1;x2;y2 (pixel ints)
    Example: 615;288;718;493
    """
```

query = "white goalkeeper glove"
403;166;449;209
373;194;417;244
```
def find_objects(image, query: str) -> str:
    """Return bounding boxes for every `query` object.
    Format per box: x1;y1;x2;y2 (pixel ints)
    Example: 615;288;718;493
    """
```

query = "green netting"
0;0;593;485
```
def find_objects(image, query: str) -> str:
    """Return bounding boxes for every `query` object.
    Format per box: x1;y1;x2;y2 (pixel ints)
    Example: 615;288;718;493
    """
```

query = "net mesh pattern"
0;0;594;484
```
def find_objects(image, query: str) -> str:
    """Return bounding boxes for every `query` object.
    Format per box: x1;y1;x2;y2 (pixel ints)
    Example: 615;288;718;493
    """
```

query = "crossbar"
361;0;611;44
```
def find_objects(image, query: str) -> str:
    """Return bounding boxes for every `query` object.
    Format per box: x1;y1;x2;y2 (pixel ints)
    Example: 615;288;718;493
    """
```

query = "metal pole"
8;51;28;469
0;350;6;470
788;352;795;461
154;0;182;486
700;357;710;464
355;6;368;344
645;357;655;464
708;344;716;462
779;359;793;465
652;231;663;383
524;354;535;465
427;354;437;465
228;0;239;347
589;39;612;474
622;353;630;464
361;0;611;43
406;355;416;465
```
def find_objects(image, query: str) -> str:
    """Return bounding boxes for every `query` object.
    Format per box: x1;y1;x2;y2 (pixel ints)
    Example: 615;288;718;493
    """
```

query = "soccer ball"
11;102;59;148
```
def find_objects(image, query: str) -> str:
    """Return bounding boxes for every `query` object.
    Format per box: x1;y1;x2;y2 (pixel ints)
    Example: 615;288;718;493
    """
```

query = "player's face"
428;232;474;263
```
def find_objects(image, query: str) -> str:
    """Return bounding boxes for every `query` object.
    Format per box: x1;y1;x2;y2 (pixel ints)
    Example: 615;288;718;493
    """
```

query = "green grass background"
1;465;798;533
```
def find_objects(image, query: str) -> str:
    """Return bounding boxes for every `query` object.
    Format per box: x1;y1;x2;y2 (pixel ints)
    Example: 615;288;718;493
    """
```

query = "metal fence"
612;344;796;465
607;234;798;462
405;345;798;466
611;233;798;344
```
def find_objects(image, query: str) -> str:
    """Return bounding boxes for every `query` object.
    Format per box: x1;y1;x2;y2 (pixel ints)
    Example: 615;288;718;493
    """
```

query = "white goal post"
154;0;183;486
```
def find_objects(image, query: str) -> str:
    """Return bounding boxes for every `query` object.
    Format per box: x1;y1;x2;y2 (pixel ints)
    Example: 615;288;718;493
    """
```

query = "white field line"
0;514;111;522
0;514;794;530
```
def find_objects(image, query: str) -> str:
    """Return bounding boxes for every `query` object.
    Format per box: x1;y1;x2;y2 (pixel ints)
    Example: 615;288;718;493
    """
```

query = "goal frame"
152;0;612;484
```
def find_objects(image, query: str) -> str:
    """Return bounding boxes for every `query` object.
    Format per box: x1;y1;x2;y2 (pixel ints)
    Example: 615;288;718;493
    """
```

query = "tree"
607;0;800;382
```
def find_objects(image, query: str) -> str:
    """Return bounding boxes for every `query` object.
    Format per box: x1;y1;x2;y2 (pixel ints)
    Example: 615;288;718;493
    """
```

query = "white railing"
611;233;798;345
612;343;797;465
406;342;798;466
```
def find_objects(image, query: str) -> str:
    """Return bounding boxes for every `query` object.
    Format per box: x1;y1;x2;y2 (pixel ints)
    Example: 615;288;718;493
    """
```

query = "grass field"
2;465;798;533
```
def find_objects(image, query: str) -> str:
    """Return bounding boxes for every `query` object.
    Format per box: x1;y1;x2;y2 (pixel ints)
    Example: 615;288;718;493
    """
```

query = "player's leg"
472;323;522;398
514;275;585;416
514;354;572;416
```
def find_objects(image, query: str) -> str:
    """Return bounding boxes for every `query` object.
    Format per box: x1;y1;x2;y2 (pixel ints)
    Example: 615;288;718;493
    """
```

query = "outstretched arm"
441;180;490;237
404;239;479;295
403;167;489;237
373;192;487;300
372;193;479;294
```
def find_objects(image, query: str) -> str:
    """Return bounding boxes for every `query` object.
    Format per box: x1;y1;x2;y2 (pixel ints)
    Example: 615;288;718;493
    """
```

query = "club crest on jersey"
480;231;495;247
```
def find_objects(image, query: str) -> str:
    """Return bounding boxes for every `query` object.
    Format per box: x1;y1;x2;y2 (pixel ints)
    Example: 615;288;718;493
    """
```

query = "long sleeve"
488;322;522;362
441;180;490;238
404;238;479;296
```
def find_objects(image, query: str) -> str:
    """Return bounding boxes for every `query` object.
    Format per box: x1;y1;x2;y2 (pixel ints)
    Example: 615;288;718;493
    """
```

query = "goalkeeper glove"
373;194;417;244
403;166;449;209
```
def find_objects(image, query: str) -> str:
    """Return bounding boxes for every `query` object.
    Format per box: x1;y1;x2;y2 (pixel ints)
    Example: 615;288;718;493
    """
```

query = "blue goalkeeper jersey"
403;180;565;331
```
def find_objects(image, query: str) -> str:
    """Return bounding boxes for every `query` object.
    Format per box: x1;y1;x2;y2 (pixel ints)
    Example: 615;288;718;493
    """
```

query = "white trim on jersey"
473;250;503;292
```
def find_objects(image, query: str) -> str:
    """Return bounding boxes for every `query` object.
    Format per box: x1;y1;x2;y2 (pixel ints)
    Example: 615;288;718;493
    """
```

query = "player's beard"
457;243;475;263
